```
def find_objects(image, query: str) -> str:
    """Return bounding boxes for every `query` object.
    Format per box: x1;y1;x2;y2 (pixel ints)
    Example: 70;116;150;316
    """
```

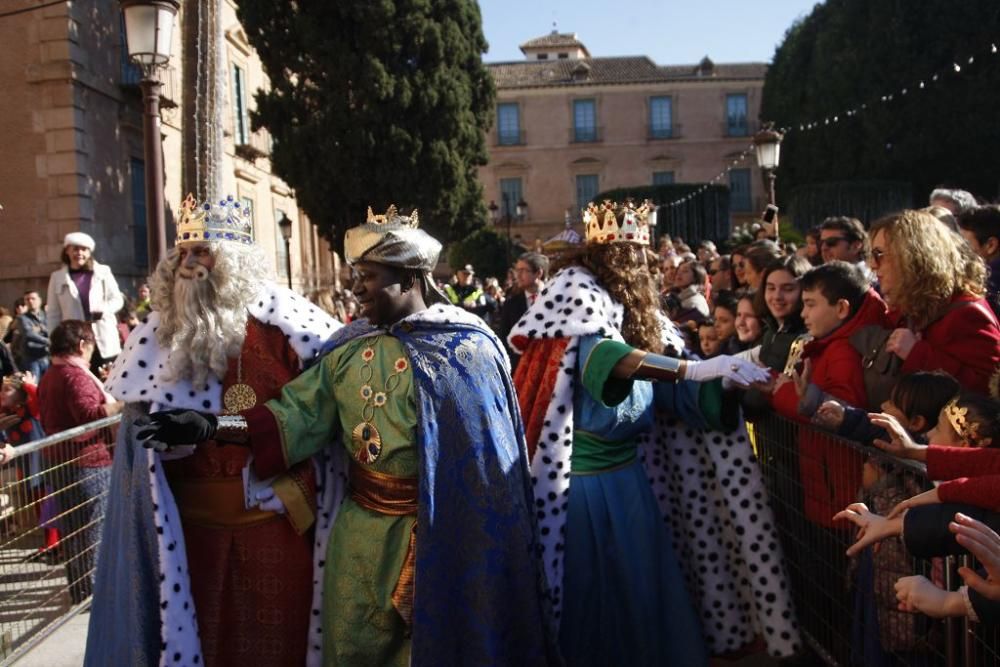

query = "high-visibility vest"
444;284;483;307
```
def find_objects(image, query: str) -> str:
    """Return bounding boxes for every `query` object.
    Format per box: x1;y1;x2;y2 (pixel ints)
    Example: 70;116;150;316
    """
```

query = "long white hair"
150;241;270;388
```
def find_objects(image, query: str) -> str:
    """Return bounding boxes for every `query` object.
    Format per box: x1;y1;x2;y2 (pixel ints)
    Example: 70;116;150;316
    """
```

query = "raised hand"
815;400;846;429
886;487;940;520
869;412;927;460
791;358;813;399
684;355;771;387
894;575;965;618
885;328;919;360
833;502;903;557
952;512;1000;602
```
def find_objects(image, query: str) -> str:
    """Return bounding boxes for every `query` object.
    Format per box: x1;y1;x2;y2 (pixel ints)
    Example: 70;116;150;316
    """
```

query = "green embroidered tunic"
265;334;417;666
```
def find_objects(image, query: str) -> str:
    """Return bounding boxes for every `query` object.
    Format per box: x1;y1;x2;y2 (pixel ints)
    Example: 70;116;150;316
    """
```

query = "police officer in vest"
444;264;488;318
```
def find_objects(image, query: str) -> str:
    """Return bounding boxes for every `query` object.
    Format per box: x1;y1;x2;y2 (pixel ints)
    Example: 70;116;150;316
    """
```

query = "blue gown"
560;334;708;666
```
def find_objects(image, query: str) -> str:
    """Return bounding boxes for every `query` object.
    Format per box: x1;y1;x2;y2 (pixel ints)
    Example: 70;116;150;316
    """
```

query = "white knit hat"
63;232;95;250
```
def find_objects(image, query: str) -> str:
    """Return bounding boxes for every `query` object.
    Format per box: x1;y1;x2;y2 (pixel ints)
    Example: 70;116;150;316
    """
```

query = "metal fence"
752;413;1000;667
0;410;997;665
0;415;119;665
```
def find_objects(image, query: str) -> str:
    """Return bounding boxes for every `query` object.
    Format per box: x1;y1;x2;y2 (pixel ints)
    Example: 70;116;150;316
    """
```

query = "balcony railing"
648;124;681;140
496;129;526;147
570;126;603;143
722;119;759;138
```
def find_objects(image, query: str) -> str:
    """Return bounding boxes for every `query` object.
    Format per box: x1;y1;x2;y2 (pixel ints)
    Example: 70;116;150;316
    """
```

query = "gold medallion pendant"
353;421;382;463
224;383;257;413
224;350;257;413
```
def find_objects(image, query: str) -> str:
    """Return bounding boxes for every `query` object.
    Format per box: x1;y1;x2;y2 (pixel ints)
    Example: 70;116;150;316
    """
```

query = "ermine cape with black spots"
86;282;344;667
510;266;800;657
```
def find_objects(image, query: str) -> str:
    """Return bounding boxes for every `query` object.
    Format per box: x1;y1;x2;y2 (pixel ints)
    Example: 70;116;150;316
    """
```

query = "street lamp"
488;195;528;268
278;212;293;290
120;0;180;268
753;124;783;207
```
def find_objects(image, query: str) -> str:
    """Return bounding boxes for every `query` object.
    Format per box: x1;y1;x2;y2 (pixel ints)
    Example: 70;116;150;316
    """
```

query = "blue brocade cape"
317;305;561;666
87;304;560;667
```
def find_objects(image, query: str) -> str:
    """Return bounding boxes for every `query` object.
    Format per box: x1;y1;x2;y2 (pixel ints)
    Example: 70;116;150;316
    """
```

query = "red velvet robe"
163;319;315;666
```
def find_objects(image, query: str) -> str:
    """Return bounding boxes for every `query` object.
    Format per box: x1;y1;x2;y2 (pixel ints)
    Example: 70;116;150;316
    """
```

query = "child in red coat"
770;261;889;526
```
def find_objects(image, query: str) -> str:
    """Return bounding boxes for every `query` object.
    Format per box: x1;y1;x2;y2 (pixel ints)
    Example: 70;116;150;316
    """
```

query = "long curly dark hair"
552;243;663;352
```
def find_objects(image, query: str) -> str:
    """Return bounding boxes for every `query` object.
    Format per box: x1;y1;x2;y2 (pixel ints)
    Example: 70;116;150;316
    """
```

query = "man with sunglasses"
819;216;877;287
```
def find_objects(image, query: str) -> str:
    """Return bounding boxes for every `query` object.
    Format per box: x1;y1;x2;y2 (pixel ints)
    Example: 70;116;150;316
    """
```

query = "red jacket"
772;289;889;527
890;294;1000;394
38;362;114;467
927;446;1000;510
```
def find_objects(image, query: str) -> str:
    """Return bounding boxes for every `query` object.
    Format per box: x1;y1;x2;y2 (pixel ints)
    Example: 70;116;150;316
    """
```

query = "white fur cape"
104;282;345;667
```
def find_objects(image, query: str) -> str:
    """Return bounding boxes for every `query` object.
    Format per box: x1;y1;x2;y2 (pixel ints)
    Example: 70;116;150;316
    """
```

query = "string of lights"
665;39;1000;209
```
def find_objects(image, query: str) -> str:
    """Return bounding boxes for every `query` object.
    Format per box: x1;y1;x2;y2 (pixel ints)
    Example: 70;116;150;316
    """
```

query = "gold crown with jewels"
175;193;254;246
583;199;652;246
366;204;419;228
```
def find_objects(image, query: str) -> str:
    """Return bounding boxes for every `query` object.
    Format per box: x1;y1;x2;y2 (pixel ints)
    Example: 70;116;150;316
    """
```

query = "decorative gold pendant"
223;383;258;413
352;421;382;464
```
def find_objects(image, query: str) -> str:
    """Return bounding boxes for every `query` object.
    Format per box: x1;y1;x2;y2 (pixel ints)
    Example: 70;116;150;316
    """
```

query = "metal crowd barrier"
752;413;1000;667
0;415;120;665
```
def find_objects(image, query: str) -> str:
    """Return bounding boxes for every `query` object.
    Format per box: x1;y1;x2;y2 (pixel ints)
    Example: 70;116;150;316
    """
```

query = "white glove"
254;487;287;514
685;355;770;387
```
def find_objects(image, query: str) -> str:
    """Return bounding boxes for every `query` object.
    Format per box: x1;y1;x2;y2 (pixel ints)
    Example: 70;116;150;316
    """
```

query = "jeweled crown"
365;204;419;229
583;199;652;246
176;193;254;246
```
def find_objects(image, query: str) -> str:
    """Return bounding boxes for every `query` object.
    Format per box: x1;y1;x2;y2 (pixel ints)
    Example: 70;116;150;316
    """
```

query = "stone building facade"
0;0;334;310
481;31;768;245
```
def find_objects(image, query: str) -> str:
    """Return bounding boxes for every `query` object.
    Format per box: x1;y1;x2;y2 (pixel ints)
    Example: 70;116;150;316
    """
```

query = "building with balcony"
0;0;334;309
481;31;768;245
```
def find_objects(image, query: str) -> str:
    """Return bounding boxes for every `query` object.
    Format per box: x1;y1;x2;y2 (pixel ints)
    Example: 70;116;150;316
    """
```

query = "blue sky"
480;0;821;65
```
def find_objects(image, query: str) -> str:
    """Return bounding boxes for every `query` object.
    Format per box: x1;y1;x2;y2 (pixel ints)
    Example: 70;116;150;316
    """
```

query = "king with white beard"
85;194;343;667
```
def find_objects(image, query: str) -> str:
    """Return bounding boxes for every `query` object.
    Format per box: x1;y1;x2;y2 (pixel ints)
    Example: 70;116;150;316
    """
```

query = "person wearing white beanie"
46;231;124;371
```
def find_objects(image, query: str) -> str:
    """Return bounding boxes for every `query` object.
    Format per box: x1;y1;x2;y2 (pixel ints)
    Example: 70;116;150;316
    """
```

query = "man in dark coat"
498;251;548;370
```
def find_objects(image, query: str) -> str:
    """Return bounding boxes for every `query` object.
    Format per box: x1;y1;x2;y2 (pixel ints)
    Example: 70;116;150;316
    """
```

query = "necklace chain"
353;342;409;464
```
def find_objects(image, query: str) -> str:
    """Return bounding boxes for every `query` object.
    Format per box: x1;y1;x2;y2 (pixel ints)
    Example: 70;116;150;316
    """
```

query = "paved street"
0;541;75;664
12;611;87;666
13;611;781;667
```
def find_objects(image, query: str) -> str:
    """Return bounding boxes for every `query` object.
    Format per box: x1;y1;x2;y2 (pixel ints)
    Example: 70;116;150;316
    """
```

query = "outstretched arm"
613;349;769;386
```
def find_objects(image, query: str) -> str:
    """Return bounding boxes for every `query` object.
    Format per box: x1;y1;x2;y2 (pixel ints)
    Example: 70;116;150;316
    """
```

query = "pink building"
481;31;767;245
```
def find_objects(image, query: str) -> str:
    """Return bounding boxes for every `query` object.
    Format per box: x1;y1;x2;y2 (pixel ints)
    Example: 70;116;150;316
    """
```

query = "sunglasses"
821;236;849;248
870;248;886;266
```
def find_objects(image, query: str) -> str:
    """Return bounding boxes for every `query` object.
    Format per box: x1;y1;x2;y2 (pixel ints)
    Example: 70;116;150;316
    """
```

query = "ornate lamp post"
120;0;180;267
488;196;527;268
753;124;783;207
278;212;293;290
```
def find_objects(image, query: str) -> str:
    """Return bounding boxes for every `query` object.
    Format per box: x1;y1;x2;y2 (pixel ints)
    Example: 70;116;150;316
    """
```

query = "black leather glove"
136;409;218;451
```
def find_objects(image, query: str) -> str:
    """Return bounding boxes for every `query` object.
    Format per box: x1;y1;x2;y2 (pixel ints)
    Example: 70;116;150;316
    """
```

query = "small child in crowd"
770;261;889;526
698;320;722;358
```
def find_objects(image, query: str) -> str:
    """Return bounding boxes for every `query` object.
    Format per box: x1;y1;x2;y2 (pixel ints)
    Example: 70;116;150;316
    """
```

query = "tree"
446;227;522;280
760;0;1000;207
236;0;496;248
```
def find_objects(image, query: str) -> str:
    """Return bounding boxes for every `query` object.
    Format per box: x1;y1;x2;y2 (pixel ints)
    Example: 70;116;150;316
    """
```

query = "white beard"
159;273;248;389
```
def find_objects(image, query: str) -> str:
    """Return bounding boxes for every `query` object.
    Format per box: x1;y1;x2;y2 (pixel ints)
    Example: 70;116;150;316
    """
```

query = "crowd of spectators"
3;192;1000;641
440;189;1000;641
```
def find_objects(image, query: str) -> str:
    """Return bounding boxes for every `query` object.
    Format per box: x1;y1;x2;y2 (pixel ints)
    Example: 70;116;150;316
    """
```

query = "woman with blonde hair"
870;209;1000;393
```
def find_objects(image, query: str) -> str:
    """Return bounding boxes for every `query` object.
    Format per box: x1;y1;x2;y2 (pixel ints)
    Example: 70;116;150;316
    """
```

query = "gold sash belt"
168;476;277;529
349;461;418;627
